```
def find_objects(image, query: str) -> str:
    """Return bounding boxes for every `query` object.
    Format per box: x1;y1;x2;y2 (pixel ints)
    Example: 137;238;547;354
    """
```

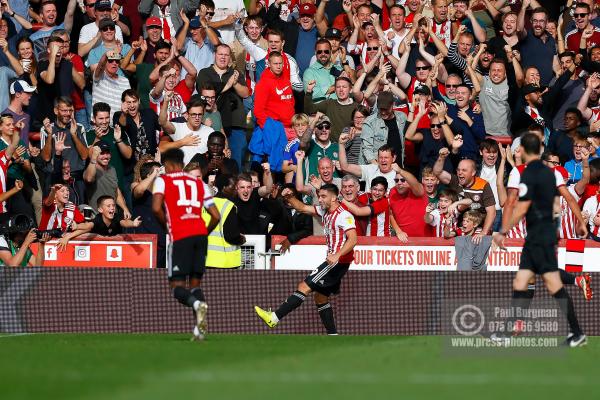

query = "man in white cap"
3;80;35;144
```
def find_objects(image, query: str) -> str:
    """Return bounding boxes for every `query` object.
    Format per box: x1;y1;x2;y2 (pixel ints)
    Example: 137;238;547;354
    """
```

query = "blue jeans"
75;107;91;132
227;128;247;171
492;209;502;232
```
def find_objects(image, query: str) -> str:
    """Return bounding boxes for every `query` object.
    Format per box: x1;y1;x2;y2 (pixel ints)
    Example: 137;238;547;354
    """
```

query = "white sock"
193;300;201;311
271;312;279;323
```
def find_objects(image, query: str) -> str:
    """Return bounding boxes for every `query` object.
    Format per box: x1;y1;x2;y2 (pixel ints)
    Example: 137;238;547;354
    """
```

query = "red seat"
486;135;513;145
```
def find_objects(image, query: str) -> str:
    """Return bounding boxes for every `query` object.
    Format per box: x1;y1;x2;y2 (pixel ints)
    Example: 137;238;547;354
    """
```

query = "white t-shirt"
170;122;214;165
384;28;409;58
79;22;124;47
359;164;397;193
212;0;246;45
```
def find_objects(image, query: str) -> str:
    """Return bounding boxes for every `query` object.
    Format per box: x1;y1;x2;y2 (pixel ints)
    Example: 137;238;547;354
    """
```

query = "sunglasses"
430;123;444;129
101;26;115;32
316;123;331;130
85;3;95;7
206;11;215;16
316;49;331;54
416;66;431;71
394;177;406;183
446;84;459;88
366;46;379;51
107;59;120;63
574;13;589;18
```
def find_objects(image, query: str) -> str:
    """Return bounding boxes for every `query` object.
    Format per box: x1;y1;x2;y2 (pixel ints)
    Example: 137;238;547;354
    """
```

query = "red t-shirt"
39;201;85;231
175;80;193;104
388;186;430;237
0;150;9;214
152;171;214;241
69;53;85;111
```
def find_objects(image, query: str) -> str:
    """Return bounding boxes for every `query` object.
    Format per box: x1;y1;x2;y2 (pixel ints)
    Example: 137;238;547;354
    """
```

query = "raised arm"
158;91;176;135
64;0;77;33
433;147;453;184
281;188;317;216
257;163;273;198
339;132;365;177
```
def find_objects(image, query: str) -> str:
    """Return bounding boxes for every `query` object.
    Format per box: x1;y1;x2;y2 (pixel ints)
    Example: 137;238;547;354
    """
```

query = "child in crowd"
90;195;142;236
453;210;484;238
282;113;309;183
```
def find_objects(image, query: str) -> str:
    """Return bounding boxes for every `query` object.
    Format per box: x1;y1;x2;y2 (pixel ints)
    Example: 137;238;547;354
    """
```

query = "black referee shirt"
518;160;557;241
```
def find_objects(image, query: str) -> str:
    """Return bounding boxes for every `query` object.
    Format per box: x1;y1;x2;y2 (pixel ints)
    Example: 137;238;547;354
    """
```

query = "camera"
35;229;63;241
0;214;35;235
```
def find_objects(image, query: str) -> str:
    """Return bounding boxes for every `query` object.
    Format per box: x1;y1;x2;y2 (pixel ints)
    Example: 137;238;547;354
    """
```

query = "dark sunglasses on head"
574;12;589;18
316;123;331;130
101;26;115;32
316;49;331;54
366;46;379;51
416;66;431;71
394;177;406;183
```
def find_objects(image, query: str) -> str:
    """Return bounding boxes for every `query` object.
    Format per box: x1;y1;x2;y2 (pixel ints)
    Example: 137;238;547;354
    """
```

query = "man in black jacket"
270;183;313;253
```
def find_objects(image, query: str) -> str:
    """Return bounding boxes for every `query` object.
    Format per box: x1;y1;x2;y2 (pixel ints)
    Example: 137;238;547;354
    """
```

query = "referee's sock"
553;287;583;336
559;269;576;285
316;302;337;335
275;290;306;320
173;286;197;308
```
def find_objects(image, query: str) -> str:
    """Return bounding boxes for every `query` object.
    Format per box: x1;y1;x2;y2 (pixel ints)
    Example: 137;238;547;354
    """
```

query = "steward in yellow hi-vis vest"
201;194;245;268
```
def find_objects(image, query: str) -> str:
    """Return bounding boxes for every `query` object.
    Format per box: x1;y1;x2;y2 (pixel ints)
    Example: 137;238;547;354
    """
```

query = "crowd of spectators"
2;0;600;267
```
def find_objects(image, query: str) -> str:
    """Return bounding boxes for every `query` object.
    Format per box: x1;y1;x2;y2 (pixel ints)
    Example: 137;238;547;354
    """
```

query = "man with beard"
85;102;133;199
41;97;89;202
388;164;428;241
433;147;496;242
511;59;575;134
303;39;341;101
30;0;77;58
341;176;392;237
518;3;558;86
577;72;600;128
487;11;520;62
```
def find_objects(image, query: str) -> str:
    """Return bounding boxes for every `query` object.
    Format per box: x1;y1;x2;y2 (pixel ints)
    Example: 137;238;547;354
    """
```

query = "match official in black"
492;133;587;347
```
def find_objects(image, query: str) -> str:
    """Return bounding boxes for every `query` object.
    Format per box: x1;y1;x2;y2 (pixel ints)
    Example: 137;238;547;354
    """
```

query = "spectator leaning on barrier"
338;139;398;194
190;131;239;183
90;195;141;236
39;183;93;251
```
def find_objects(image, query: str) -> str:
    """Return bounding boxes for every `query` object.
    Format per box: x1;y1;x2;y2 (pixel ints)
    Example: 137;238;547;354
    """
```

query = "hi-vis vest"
202;197;241;268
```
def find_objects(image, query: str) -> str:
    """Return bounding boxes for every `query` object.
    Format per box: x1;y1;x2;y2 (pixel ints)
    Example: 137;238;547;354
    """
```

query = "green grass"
1;334;598;399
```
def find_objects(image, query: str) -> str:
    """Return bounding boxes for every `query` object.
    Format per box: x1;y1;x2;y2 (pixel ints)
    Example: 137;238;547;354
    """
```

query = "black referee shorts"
519;240;558;275
167;235;208;281
304;261;351;296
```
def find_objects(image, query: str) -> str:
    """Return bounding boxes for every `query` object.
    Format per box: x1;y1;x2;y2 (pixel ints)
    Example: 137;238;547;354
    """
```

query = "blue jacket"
249;117;288;172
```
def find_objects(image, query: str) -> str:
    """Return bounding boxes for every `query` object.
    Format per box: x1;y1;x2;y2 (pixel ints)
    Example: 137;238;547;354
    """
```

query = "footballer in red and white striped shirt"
255;183;357;335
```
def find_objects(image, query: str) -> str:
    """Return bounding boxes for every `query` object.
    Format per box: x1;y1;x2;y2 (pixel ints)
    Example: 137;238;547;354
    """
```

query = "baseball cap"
106;51;122;61
9;80;36;95
413;85;432;96
146;16;162;28
299;3;316;16
98;17;115;30
377;91;394;109
522;84;544;96
95;0;112;11
97;141;111;153
315;114;331;126
189;16;202;29
325;28;342;39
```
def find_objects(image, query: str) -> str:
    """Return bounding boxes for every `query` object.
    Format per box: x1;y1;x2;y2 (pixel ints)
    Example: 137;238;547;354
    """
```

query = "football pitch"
2;333;598;400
